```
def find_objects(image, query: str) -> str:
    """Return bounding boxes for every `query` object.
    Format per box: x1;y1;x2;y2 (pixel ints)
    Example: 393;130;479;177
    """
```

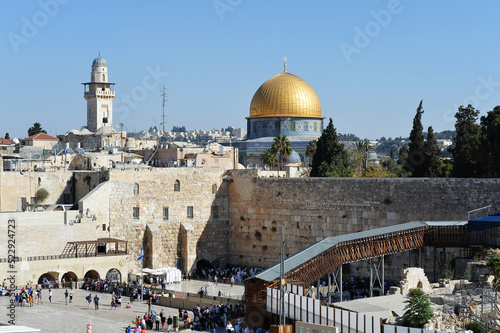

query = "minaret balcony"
84;90;115;97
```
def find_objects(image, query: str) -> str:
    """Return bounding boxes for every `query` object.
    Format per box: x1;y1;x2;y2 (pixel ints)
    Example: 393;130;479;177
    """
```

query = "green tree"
423;126;442;177
310;118;351;177
350;141;373;176
261;148;278;169
449;104;480;177
407;101;426;177
402;288;434;328
27;122;47;137
4;133;10;140
465;320;486;333
477;106;500;177
305;140;317;166
272;135;292;171
486;254;500;286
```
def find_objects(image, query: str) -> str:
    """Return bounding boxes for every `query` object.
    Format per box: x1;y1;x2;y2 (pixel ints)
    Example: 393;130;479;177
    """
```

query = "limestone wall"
0;169;104;211
0;210;111;285
227;172;500;273
82;168;230;274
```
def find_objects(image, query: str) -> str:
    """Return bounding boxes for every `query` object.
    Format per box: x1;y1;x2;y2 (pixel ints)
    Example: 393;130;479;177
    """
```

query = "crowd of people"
191;265;262;285
12;286;55;306
125;307;172;332
312;276;399;303
180;302;244;331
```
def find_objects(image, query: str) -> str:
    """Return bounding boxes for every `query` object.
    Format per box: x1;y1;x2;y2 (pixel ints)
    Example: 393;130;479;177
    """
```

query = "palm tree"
272;135;292;171
350;141;373;175
305;140;317;166
261;148;278;169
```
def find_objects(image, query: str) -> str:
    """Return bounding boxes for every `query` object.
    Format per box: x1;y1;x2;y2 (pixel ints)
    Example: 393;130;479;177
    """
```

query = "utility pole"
279;226;285;326
161;87;167;138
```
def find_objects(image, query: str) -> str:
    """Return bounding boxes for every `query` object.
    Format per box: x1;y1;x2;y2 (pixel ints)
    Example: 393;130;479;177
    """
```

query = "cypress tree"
310;118;351;177
449;104;480;177
423;126;442;177
477;106;500;177
407;101;426;177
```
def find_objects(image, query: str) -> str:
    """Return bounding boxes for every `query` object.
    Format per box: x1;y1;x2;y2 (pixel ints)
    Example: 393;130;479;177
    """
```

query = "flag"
137;248;144;261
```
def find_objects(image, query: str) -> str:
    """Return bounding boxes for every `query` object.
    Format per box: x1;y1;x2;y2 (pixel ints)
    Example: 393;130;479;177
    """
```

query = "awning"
468;214;500;231
47;269;67;275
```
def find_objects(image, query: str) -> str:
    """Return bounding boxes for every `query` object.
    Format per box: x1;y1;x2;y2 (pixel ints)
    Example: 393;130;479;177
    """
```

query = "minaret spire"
284;57;287;73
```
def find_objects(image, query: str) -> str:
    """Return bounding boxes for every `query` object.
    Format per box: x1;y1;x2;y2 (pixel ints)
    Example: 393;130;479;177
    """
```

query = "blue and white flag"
137;248;144;261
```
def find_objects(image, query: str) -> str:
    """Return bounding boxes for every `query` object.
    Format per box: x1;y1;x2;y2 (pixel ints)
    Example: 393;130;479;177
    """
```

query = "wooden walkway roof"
252;221;468;288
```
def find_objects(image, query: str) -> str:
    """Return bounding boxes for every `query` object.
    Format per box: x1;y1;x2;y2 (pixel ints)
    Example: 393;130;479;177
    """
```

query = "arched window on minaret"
102;74;106;81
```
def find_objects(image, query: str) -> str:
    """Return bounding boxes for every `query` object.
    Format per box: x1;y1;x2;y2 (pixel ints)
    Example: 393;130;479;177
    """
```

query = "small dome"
92;54;107;67
283;150;302;163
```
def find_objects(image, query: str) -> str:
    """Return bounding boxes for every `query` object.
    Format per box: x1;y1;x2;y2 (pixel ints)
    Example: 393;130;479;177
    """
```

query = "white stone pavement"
0;280;245;333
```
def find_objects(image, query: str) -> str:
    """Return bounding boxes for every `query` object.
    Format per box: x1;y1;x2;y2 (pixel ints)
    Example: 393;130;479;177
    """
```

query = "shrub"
35;188;49;203
403;288;434;328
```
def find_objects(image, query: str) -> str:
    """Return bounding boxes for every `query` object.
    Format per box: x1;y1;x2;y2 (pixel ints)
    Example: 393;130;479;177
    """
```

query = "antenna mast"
161;86;167;137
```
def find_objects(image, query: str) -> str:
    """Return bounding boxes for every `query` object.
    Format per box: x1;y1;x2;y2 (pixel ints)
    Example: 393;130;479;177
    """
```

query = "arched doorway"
61;271;78;288
84;270;100;281
38;273;56;288
106;268;121;282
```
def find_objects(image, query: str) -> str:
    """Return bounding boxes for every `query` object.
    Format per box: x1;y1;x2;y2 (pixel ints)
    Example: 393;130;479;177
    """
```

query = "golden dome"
248;72;323;119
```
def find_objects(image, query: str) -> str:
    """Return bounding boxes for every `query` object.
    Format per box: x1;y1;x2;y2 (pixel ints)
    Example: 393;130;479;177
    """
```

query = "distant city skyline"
2;1;500;140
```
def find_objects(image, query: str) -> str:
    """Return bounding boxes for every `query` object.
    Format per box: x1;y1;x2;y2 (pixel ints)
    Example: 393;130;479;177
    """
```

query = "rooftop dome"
283;150;302;163
248;72;323;119
92;54;107;67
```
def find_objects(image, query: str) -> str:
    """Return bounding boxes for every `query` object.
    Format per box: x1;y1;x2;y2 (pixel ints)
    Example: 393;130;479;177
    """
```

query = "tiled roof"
24;133;59;141
0;137;15;144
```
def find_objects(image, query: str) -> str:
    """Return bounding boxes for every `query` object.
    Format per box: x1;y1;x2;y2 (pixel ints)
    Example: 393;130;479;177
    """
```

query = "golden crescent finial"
284;57;287;73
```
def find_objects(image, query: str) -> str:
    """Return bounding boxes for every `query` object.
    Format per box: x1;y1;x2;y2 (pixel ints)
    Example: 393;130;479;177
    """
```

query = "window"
163;207;169;220
102;224;106;231
133;207;139;219
187;206;193;218
134;183;139;195
212;184;217;194
174;180;180;192
212;206;218;218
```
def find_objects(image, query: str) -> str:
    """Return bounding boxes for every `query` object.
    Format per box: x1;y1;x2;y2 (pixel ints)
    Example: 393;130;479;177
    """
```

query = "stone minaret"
82;54;115;133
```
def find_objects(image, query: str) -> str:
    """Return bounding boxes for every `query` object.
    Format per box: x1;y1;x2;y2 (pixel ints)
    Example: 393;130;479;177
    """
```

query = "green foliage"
310;118;351;177
449;104;480;177
476;106;500;177
338;133;360;141
441;160;453;178
27;122;47;137
403;288;434;328
35;188;49;203
407;101;426;177
423;126;442;177
443;265;454;280
305;140;317;157
486;254;500;286
172;126;187;132
465;320;485;333
261;148;278;168
349;141;373;176
272;135;292;171
4;133;10;140
473;247;489;261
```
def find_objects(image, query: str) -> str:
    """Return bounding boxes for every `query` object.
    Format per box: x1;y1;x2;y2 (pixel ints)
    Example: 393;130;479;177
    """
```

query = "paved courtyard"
0;280;245;333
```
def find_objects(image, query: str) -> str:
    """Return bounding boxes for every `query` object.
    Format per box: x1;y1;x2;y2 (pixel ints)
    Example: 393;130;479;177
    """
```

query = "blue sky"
1;0;500;140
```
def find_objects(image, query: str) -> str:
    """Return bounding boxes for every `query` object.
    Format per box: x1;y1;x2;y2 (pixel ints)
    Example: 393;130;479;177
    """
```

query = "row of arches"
37;268;122;286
